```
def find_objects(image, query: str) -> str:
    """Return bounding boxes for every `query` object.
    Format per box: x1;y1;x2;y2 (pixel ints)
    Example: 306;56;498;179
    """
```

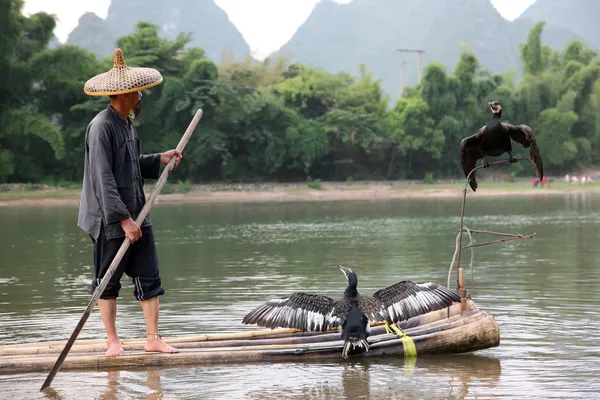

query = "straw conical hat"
84;48;163;96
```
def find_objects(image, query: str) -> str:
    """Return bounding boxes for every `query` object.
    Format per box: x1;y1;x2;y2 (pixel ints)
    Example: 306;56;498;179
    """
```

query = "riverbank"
1;180;599;207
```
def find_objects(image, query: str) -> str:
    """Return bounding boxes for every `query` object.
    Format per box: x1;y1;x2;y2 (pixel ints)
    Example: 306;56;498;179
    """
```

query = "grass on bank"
1;179;600;202
390;181;600;192
0;188;82;200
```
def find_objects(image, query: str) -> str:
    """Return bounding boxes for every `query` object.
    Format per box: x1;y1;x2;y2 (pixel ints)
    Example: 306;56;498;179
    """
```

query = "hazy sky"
23;0;537;60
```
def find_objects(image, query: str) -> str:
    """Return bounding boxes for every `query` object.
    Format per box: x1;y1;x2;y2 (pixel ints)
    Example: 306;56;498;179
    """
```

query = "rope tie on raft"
402;335;417;357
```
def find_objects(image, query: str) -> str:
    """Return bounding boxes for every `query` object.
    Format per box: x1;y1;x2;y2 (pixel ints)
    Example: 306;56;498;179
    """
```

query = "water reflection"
36;368;164;400
30;354;501;400
94;368;163;400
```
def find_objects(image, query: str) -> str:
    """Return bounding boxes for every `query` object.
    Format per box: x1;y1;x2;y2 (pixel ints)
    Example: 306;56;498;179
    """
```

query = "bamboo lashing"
40;109;204;391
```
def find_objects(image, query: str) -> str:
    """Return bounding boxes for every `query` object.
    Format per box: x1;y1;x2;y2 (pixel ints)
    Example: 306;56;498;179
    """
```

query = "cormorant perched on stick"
242;265;461;358
460;100;544;191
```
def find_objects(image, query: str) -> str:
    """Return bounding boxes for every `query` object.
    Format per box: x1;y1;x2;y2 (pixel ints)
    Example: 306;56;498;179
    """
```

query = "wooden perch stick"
464;233;536;248
455;158;524;270
449;157;537;309
467;229;534;237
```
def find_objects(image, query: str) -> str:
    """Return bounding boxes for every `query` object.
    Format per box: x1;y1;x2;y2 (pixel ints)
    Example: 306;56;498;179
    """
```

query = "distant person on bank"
77;48;182;356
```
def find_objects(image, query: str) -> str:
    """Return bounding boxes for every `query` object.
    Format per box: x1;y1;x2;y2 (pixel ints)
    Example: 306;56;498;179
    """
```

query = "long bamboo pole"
40;109;204;391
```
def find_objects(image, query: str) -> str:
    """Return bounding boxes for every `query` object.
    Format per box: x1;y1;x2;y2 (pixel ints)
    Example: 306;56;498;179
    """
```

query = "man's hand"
160;149;183;168
121;217;142;243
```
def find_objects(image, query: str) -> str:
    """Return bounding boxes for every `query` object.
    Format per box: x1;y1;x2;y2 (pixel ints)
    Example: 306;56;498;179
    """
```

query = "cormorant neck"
493;111;502;118
344;276;358;297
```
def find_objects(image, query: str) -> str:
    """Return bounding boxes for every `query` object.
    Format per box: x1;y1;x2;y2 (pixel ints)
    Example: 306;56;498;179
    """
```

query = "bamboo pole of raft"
0;300;477;356
3;300;478;356
0;312;499;374
12;327;300;350
40;109;204;391
2;306;485;358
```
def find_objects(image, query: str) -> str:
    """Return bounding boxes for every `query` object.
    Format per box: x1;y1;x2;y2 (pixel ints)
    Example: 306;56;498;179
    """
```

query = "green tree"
3;6;600;185
0;2;65;182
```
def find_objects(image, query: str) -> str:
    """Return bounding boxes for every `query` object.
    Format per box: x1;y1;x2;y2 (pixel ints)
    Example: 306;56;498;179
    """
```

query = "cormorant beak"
338;265;351;280
488;102;501;113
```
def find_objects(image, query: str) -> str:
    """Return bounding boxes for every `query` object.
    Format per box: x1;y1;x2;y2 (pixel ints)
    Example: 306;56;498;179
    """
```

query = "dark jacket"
77;105;161;241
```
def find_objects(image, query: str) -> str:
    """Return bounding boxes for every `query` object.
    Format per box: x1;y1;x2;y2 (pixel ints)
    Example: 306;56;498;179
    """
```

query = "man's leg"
128;225;178;353
140;296;177;353
98;299;124;356
91;226;129;356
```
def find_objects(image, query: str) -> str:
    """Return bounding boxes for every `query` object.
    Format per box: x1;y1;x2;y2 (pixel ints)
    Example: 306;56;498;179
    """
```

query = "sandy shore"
1;181;598;207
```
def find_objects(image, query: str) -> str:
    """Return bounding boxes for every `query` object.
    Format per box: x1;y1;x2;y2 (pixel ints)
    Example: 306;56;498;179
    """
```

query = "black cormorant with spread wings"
242;265;461;358
460;100;544;191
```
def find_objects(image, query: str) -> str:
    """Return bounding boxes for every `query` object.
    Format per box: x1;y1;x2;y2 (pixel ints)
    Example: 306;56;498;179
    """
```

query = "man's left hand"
160;149;183;168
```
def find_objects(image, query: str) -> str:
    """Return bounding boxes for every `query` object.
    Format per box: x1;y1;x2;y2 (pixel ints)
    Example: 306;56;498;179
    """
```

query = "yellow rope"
385;323;417;357
401;335;417;357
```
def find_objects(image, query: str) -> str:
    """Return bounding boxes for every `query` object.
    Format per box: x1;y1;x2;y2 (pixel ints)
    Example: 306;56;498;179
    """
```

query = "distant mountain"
273;0;438;98
420;0;519;79
516;0;600;50
272;0;588;99
57;0;598;100
64;0;250;62
66;12;115;58
421;0;582;80
47;35;61;50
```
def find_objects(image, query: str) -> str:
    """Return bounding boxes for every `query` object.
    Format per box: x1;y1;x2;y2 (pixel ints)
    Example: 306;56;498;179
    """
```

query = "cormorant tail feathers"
341;338;370;359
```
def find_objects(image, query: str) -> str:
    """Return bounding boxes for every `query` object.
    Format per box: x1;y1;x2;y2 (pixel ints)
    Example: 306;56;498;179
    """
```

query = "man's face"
131;91;142;117
123;91;142;118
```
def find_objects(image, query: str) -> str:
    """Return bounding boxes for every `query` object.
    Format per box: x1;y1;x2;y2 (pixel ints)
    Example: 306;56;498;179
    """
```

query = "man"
77;48;181;356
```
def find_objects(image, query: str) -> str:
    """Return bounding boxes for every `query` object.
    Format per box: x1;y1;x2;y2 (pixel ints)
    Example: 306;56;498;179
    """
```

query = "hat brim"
84;66;163;96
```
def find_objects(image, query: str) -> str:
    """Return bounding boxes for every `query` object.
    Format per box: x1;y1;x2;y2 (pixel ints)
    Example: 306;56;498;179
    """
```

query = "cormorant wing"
459;126;485;191
357;296;388;322
504;123;544;180
367;281;461;325
242;292;342;332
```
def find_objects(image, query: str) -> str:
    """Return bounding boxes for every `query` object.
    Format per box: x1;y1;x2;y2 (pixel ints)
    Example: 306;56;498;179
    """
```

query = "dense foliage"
2;1;600;185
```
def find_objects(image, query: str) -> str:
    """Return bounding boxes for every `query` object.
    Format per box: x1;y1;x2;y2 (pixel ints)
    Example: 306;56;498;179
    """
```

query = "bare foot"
106;338;125;357
144;334;178;353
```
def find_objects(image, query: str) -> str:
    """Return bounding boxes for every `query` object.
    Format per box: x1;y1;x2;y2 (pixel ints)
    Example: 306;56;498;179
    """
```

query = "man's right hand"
121;217;142;243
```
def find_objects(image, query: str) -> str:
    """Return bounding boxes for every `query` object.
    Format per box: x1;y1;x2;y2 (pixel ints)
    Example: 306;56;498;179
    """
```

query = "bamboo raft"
0;299;499;374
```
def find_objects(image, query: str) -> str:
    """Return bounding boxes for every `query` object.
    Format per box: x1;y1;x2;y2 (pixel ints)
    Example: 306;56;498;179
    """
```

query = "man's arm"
87;122;131;225
140;149;183;180
139;153;161;180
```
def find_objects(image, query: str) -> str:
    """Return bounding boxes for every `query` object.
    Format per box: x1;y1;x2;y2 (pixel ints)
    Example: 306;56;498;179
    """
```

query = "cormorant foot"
483;161;491;168
508;157;519;163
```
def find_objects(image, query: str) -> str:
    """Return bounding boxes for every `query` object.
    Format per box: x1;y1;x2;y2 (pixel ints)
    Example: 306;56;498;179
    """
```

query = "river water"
0;192;599;399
